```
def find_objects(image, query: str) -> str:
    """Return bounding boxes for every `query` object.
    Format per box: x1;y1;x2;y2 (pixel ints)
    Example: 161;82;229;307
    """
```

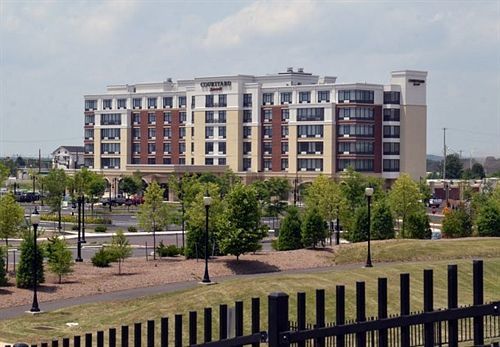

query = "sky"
0;0;499;159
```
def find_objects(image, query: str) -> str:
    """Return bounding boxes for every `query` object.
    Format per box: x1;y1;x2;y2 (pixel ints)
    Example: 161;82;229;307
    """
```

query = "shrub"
127;226;138;233
0;246;7;286
16;233;45;288
40;214;112;225
476;202;500;237
91;247;113;267
301;207;328;248
442;205;473;238
277;206;302;250
406;209;431;239
156;241;181;257
372;201;395;240
94;225;107;233
271;239;279;251
348;207;369;243
46;237;73;284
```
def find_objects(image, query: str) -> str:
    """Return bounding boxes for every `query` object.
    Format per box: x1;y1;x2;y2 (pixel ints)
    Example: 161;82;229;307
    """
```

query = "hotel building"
83;68;427;193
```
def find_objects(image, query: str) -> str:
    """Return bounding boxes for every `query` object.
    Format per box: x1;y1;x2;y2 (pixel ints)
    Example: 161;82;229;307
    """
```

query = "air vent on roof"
298;68;304;73
287;67;293;73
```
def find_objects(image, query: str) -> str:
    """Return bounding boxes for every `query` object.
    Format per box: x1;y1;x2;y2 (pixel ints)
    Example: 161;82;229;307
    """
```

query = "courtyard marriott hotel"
83;68;427;189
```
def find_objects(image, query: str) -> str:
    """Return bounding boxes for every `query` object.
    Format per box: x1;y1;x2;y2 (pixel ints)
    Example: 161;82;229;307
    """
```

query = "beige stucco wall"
120;128;128;170
251;124;260;172
93;132;101;170
400;105;426;180
192;111;206;165
288;124;297;173
323;123;334;175
226;110;241;171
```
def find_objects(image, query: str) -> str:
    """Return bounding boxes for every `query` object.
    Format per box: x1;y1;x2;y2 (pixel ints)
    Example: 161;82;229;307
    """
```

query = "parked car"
125;196;144;206
100;195;127;206
428;198;443;208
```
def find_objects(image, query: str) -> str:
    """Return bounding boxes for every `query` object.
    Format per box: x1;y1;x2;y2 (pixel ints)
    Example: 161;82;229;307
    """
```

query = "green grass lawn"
1;257;499;344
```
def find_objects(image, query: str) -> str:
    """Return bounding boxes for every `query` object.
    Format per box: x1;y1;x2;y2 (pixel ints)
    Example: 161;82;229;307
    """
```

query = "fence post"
96;331;103;347
161;317;168;347
336;285;345;347
52;340;58;347
268;292;289;347
423;269;434;347
204;307;213;343
447;264;458;346
109;328;116;347
175;314;183;347
356;281;367;347
189;311;197;345
134;322;141;347
219;304;228;340
85;333;92;347
297;292;306;347
73;336;81;347
400;273;410;347
316;289;325;347
147;320;155;347
473;260;484;346
235;300;244;338
121;325;129;347
378;277;388;347
251;298;260;347
62;338;70;347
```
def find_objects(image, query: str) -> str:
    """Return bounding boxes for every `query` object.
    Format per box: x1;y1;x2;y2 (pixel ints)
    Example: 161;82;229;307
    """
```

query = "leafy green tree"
0;246;7;286
0;193;25;272
441;154;463;179
0;163;9;186
372;200;395;240
476;201;500;237
277;206;303;250
406;209;431;239
442;205;473;238
348;207;369;243
217;184;267;260
16;232;44;288
42;169;68;232
418;179;432;204
388;174;423;238
301;207;327;248
109;230;133;274
46;237;74;283
119;175;141;197
339;167;366;210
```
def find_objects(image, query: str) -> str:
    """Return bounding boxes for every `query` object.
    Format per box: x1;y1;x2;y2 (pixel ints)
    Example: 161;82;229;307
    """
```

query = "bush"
271;239;279;251
127;226;138;233
91;247;114;267
476;202;500;237
40;214;111;225
372;201;395;240
277;206;302;250
94;225;107;233
406;210;431;239
16;233;45;288
301;207;328;248
0;247;7;286
442;205;473;238
156;241;181;257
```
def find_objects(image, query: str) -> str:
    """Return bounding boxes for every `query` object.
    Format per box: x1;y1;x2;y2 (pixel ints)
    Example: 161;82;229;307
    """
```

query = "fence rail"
7;260;500;347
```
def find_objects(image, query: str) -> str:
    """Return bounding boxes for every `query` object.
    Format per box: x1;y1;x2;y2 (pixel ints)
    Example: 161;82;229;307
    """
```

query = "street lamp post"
76;197;83;262
201;192;212;284
81;195;86;243
335;205;340;246
30;208;41;313
108;180;112;212
364;187;374;268
293;173;298;206
179;177;185;250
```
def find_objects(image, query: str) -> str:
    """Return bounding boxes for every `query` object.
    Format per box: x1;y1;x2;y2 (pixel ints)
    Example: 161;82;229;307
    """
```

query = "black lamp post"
201;192;212;284
76;196;83;262
179;177;185;250
335;205;340;246
293;173;298;206
108;180;112;212
81;194;86;243
364;187;374;268
30;208;41;313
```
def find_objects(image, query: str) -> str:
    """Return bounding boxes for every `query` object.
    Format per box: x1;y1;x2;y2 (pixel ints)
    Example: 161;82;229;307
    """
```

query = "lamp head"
31;207;40;226
365;187;374;197
203;190;212;206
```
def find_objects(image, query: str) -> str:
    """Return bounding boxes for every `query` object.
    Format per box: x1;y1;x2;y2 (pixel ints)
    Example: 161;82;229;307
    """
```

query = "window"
243;110;252;123
148;97;157;109
101;128;120;139
243;126;251;138
338;107;374;120
101;143;120;154
103;99;112;109
205;158;214;165
243;158;251;170
117;99;126;109
243;93;252;107
281;92;292;104
205;142;214;154
218;158;226;166
148;143;156;154
178;96;186;107
297;108;324;121
191;96;196;108
179;143;186;153
263;159;272;170
299;142;324;154
383;109;400;122
263;126;272;138
383;125;400;138
163;97;173;108
281;159;289;171
337;124;374;137
131;158;140;164
132;143;140;154
101;113;121;125
281;126;288;137
132;128;140;139
384;91;400;105
180;112;187;123
298;125;323;137
164;111;172;123
218;126;226;139
383;159;400;172
85;114;95;125
148;113;156;124
218;94;227;107
132;113;140;124
263;142;272;154
179;127;186;138
263;93;274;105
85;100;97;110
318;91;330;102
163;127;171;138
338;90;374;103
84;144;94;153
299;91;311;103
148;128;156;139
218;111;226;123
281;109;289;122
281;142;288;154
243;142;252;154
205;95;214;107
298;159;323;171
337;159;373;172
84;158;94;167
219;142;226;154
163;158;172;164
101;158;120;168
148;158;156;164
163;143;171;153
133;98;142;109
178;158;186;164
383;142;400;155
205;126;214;138
263;109;272;122
205;111;215;123
337;141;373;154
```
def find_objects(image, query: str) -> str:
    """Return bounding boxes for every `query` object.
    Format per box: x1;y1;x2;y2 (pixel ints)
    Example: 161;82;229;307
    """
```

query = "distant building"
51;146;84;170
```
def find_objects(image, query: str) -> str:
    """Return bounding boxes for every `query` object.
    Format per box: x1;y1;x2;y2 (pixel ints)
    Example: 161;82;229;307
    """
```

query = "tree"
0;246;7;286
0;193;25;272
442;205;473;238
372;200;395;240
119;175;141;197
476;201;500;237
406;209;431;239
442;154;463;179
348;207;369;243
277;206;303;250
471;163;486;179
0;163;9;185
388;174;423;238
217;184;267;260
301;207;327;248
46;237;74;283
109;230;133;274
15;156;26;167
16;231;44;288
42;169;68;232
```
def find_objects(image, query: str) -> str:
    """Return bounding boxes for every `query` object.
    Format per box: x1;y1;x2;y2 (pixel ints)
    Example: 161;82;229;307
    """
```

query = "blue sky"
0;0;499;158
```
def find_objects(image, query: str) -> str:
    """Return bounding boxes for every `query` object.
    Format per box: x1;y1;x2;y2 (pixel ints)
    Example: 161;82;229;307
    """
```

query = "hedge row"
41;214;112;225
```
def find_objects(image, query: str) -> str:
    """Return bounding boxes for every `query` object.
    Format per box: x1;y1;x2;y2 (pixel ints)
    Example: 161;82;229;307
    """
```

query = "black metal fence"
8;260;499;347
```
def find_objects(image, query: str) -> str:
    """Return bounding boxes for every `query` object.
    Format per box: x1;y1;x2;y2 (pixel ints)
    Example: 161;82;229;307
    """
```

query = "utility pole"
442;128;447;180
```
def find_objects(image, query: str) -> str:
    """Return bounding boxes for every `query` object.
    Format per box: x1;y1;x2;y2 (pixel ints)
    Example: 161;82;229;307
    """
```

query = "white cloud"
203;0;316;48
